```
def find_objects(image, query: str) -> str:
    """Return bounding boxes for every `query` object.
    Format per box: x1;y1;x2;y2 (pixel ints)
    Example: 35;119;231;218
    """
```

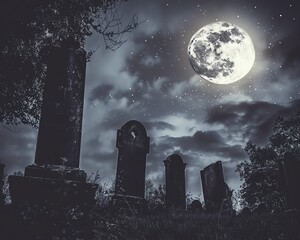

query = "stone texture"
201;161;232;213
164;154;187;210
114;120;150;197
8;175;97;206
24;164;86;182
112;120;150;210
35;40;86;168
8;40;96;208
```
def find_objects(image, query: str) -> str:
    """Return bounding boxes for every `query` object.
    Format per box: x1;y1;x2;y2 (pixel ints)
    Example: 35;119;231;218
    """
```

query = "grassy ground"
1;205;300;240
91;207;300;240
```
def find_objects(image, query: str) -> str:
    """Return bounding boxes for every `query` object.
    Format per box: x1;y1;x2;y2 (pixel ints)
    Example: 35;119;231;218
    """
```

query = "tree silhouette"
237;111;300;212
270;111;300;156
0;0;139;127
237;141;285;212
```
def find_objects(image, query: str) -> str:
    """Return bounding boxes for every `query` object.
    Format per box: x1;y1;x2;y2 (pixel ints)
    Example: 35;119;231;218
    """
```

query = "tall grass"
92;208;300;240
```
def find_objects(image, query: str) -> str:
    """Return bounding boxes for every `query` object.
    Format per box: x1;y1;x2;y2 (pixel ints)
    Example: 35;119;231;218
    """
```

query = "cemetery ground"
1;203;300;240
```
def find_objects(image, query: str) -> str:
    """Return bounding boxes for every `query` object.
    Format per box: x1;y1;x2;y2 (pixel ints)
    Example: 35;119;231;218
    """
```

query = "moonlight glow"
188;21;255;84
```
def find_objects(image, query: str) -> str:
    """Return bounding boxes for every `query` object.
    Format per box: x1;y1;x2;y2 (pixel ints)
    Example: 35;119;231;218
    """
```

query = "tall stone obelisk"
9;40;97;206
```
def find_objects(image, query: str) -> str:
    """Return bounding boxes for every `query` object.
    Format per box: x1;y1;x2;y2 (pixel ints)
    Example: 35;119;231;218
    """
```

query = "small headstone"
112;120;150;211
200;161;232;213
282;152;300;210
163;154;187;210
190;200;203;213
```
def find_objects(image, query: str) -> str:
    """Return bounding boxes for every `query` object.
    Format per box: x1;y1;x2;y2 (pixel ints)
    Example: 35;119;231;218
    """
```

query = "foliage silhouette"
0;0;139;127
237;111;300;212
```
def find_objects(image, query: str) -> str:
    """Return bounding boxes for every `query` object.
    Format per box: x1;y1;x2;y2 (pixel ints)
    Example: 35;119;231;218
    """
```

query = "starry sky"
1;0;300;199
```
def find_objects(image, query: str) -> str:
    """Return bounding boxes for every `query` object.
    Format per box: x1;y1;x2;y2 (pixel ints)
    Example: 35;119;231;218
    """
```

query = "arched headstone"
163;154;187;210
112;120;150;210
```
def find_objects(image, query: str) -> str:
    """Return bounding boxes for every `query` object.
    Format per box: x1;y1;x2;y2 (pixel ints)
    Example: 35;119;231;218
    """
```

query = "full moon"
187;21;255;84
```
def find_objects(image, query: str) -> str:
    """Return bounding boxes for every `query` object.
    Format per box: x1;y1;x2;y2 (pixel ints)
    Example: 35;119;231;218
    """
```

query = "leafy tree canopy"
270;111;300;156
0;0;138;127
237;111;300;212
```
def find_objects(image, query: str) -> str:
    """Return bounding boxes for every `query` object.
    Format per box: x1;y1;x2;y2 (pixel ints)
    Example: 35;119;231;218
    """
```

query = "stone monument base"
8;164;97;207
111;194;148;213
7;164;97;239
24;164;87;182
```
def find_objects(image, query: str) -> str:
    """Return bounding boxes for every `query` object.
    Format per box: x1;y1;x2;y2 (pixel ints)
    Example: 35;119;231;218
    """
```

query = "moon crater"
188;22;255;84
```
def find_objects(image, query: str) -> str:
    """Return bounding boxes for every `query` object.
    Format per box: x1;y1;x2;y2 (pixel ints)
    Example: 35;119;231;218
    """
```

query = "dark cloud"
277;42;300;79
206;101;281;145
262;31;300;84
89;84;114;102
144;121;176;131
125;32;193;86
156;130;246;161
206;100;300;145
206;101;279;124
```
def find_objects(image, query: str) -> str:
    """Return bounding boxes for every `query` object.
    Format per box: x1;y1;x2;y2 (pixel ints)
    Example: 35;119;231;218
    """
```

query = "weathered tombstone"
190;200;203;213
282;152;300;210
35;39;85;168
8;40;97;207
163;154;187;210
200;161;232;213
112;120;150;211
0;163;4;205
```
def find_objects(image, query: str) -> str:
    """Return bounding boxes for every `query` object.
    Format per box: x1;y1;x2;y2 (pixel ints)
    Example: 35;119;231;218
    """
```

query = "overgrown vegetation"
1;202;299;240
237;111;300;212
0;0;139;127
91;209;300;240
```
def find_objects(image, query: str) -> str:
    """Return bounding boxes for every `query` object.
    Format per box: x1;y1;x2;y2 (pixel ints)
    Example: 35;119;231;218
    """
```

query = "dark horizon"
1;0;300;200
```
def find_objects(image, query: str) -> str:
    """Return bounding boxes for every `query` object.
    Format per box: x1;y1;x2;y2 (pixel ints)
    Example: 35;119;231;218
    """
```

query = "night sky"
1;0;300;199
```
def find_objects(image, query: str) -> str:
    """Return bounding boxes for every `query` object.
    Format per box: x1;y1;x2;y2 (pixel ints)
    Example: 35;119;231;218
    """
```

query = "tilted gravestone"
34;41;85;168
163;154;187;210
282;152;300;210
112;120;150;210
200;161;232;213
8;40;97;207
